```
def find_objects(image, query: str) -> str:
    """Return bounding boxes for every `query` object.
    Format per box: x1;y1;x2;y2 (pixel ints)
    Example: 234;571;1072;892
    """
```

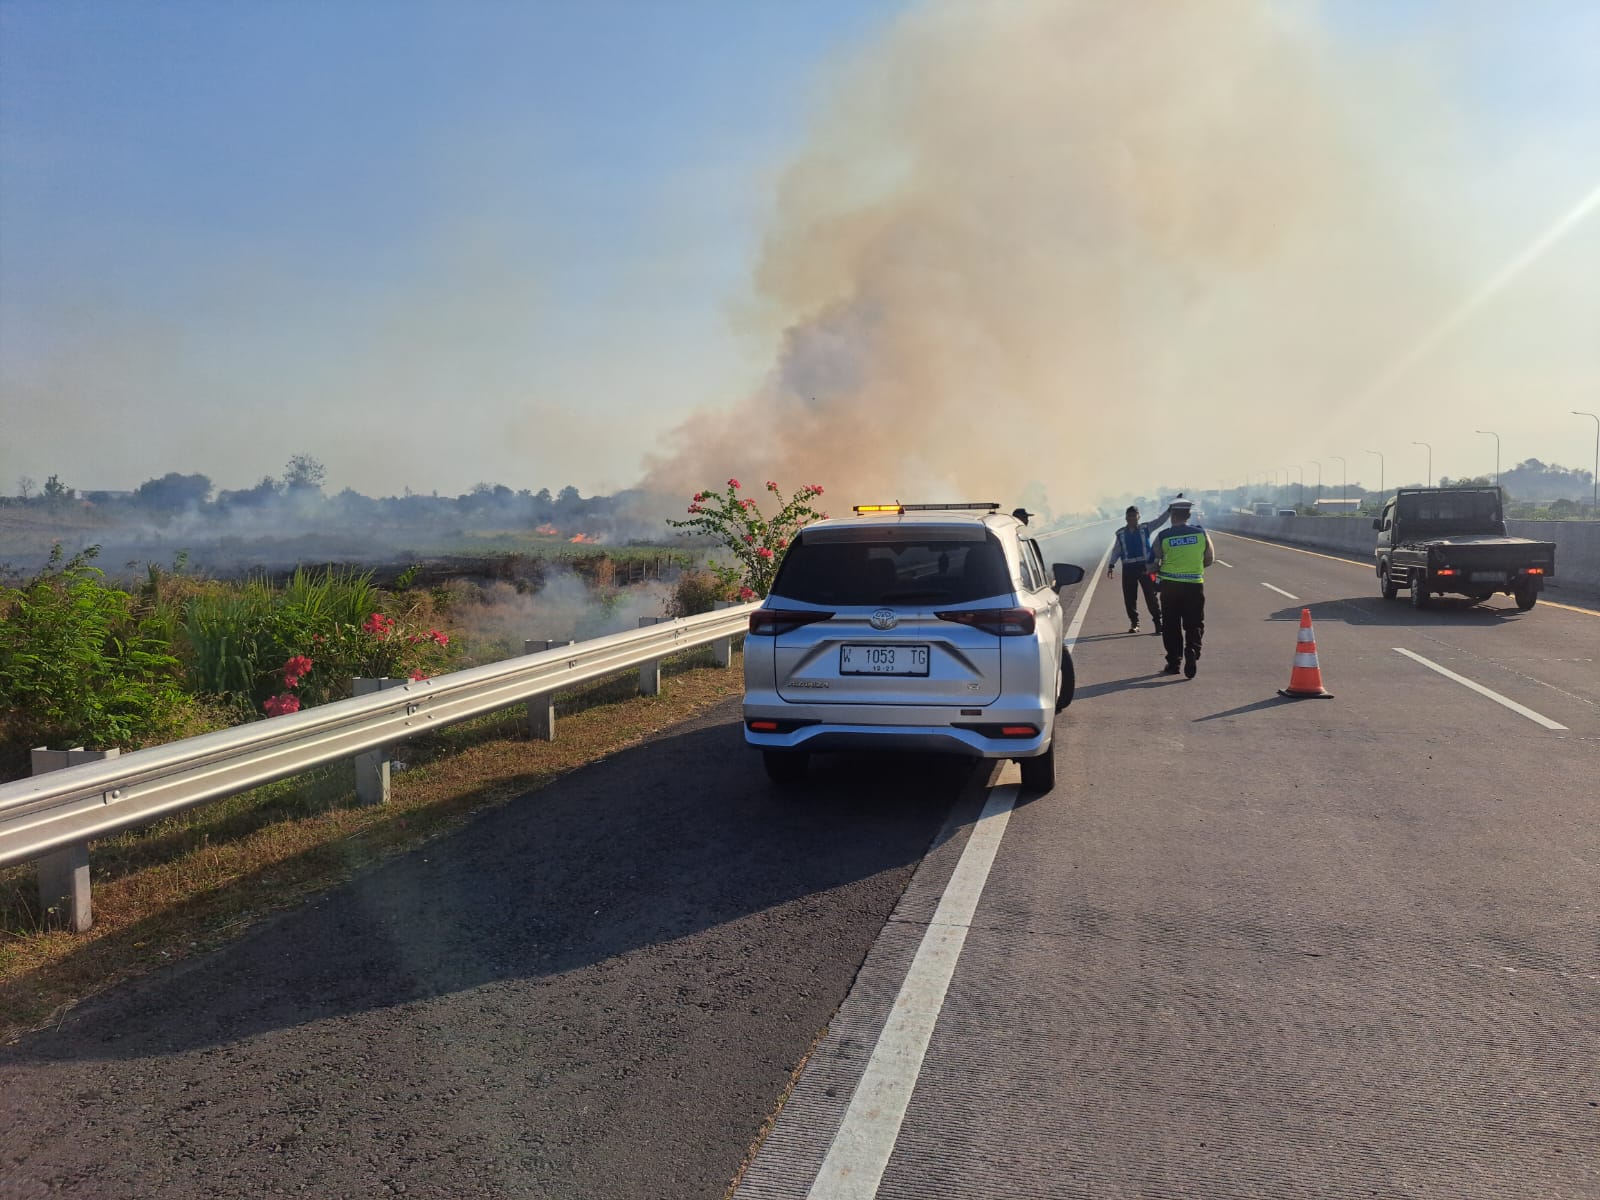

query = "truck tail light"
935;607;1036;636
1436;568;1456;577
1520;567;1546;575
749;610;834;636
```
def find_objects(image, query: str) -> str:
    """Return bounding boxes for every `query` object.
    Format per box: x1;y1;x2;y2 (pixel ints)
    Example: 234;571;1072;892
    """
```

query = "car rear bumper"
743;698;1053;758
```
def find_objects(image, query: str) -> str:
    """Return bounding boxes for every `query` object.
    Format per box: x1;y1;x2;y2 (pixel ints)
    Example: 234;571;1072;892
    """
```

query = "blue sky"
2;0;1596;501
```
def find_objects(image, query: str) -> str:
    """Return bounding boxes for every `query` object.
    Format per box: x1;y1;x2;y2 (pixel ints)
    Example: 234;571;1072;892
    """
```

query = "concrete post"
637;617;665;696
711;600;736;668
30;746;120;932
522;639;573;740
352;677;405;805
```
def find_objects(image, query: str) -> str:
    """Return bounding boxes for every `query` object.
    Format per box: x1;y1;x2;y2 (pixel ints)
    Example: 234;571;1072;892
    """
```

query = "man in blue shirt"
1107;503;1171;634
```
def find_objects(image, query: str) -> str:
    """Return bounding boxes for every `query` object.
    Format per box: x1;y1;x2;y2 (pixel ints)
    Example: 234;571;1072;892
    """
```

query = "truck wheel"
1055;649;1076;711
1409;572;1431;609
1513;583;1538;611
1379;565;1399;600
1019;743;1055;793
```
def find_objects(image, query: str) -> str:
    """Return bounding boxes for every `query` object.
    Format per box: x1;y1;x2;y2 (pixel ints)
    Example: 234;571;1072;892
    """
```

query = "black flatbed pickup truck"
1373;487;1555;610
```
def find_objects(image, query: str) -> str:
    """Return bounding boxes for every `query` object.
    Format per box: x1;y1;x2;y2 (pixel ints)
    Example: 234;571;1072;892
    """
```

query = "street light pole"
1288;465;1303;508
1574;411;1599;515
1330;455;1346;507
1475;429;1500;488
1366;449;1385;507
1412;441;1432;488
1310;461;1322;508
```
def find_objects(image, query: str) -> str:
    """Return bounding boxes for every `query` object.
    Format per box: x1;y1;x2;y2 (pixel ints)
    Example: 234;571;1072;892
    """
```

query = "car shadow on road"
3;710;974;1065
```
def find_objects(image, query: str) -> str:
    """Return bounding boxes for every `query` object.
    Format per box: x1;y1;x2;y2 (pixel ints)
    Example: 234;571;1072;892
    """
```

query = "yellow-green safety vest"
1158;530;1207;583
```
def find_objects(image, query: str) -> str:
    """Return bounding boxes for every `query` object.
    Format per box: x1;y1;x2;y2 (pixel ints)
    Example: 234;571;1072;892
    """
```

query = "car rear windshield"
770;528;1014;606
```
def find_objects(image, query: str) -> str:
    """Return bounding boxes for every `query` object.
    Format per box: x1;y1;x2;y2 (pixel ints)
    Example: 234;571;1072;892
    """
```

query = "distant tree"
17;477;36;501
217;476;282;509
134;472;212;512
281;454;327;495
41;475;75;509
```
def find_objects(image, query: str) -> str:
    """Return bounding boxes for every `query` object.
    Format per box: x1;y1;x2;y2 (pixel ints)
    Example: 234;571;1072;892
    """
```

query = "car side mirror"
1052;563;1085;588
1371;519;1382;531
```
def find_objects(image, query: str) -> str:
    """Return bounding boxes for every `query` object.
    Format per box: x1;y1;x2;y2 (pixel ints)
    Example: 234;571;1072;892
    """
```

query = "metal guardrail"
0;603;757;888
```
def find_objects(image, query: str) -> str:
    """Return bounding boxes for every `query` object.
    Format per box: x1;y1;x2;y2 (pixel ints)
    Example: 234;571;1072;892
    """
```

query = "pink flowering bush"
667;477;826;598
261;611;457;716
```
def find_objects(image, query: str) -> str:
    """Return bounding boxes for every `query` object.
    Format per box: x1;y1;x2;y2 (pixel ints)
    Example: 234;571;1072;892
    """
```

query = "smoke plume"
642;0;1474;509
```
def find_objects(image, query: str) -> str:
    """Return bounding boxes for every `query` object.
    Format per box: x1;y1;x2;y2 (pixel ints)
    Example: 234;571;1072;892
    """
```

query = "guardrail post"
522;639;574;740
352;677;405;804
711;600;736;668
31;746;120;932
637;617;665;696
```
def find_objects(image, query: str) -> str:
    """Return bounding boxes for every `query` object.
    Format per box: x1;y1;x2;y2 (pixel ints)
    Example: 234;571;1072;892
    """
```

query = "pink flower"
756;547;774;560
728;477;741;490
409;669;429;681
282;655;314;687
738;586;756;601
776;538;788;549
765;480;778;492
263;693;301;717
692;492;704;502
743;534;754;544
686;503;702;514
430;629;449;646
362;612;395;638
808;484;825;496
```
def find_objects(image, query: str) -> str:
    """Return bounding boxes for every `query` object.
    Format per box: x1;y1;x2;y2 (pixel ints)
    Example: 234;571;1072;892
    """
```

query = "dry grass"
0;648;745;1041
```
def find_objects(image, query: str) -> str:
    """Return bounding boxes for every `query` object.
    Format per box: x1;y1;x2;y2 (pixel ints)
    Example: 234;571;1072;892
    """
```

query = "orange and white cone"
1278;607;1334;699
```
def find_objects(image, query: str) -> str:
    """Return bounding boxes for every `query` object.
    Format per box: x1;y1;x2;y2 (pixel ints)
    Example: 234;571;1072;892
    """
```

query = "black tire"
1409;571;1430;609
762;750;809;785
1514;583;1538;611
1055;649;1076;711
1379;563;1399;600
1019;742;1055;793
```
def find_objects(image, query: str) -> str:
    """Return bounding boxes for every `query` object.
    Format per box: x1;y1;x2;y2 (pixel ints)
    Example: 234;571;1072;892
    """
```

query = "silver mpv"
743;503;1085;791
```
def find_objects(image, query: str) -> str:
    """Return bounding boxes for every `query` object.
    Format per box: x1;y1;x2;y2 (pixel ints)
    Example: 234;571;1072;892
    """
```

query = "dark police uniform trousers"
1158;581;1204;668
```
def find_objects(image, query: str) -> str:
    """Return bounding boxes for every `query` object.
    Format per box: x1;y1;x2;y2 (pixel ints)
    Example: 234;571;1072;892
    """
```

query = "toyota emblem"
869;609;898;631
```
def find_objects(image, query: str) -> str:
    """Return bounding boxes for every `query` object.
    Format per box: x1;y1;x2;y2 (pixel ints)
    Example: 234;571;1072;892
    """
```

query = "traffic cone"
1278;608;1334;699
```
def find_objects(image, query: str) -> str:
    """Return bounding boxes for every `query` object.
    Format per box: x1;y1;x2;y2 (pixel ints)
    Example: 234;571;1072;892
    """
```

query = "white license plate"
840;644;930;676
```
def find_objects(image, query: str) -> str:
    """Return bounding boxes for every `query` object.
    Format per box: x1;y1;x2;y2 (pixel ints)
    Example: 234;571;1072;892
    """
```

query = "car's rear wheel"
1055;650;1076;711
1514;583;1538;611
762;750;809;786
1019;743;1055;793
1409;571;1430;609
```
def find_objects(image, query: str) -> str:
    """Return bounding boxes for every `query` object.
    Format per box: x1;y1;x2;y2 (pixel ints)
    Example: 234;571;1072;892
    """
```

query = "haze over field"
3;0;1597;513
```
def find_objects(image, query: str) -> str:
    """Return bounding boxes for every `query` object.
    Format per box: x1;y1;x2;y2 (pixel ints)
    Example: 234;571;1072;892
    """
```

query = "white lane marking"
806;776;1019;1200
1392;647;1567;730
1214;559;1233;568
1261;582;1300;600
1064;539;1116;650
806;546;1107;1198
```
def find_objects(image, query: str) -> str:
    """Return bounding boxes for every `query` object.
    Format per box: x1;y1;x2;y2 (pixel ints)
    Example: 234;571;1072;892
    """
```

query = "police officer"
1107;503;1171;634
1151;497;1213;677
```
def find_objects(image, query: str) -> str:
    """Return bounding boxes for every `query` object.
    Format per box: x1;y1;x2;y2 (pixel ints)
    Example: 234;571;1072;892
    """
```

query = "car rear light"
746;718;819;734
1520;567;1546;575
749;609;835;636
935;607;1036;636
953;722;1039;739
1436;568;1456;577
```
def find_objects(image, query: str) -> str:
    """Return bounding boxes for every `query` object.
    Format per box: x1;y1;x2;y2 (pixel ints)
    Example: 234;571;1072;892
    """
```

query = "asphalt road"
4;524;1596;1199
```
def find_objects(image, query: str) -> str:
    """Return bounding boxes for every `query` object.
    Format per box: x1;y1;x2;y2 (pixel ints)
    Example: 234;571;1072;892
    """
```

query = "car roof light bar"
850;502;1000;514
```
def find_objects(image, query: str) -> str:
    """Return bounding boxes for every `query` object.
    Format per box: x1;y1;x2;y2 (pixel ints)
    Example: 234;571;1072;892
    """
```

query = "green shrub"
0;546;192;753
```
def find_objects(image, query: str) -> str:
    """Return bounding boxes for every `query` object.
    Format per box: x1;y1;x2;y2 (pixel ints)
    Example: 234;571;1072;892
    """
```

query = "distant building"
1314;498;1361;513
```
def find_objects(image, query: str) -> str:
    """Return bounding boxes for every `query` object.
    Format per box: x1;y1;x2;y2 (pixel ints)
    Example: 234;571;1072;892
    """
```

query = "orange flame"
535;523;560;535
569;533;598;544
